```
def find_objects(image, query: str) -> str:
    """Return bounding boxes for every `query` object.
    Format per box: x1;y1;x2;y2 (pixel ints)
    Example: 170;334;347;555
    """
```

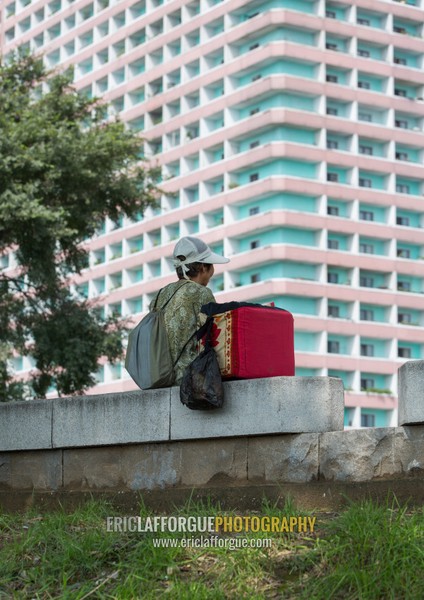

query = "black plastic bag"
180;345;224;410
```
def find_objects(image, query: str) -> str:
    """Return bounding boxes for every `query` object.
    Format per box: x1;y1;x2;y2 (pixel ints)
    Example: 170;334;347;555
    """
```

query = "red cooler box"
201;306;295;379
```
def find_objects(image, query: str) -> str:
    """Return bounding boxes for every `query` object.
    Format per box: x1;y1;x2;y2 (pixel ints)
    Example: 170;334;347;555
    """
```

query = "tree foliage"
0;53;161;401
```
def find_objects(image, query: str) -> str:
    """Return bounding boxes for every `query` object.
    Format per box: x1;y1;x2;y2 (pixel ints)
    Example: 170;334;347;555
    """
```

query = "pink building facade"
2;0;424;428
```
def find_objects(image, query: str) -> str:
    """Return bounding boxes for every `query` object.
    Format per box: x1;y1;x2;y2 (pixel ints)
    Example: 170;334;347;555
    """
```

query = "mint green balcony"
357;44;385;61
328;335;353;355
238;126;317;152
238;92;316;119
273;295;318;315
236;159;317;185
239;228;317;251
395;112;420;130
327;200;349;217
358;139;387;157
359;171;386;190
397;243;421;260
239;27;317;54
398;342;422;359
359;204;387;222
128;297;143;314
359;270;389;290
326;3;348;20
326;100;351;117
361;409;390;427
359;237;387;256
398;308;422;326
395;145;420;163
361;373;391;393
328;301;351;318
393;19;421;37
238;59;318;86
358;73;386;92
329;370;353;391
360;304;388;322
327;166;350;184
357;10;385;29
280;261;318;279
397;276;423;293
358;106;388;125
394;49;420;68
296;368;320;376
328;233;350;251
328;268;351;285
397;210;422;228
238;194;317;218
361;337;389;358
396;178;422;195
252;0;316;14
295;331;319;352
327;133;351;151
326;67;350;85
344;407;355;427
394;81;420;99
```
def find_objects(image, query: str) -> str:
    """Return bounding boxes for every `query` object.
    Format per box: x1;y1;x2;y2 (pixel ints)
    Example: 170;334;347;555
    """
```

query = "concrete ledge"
0;376;344;452
398;360;424;426
52;390;170;448
170;376;344;439
0;401;52;451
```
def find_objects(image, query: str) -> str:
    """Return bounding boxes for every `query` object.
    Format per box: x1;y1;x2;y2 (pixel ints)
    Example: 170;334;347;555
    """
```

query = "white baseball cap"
173;236;229;277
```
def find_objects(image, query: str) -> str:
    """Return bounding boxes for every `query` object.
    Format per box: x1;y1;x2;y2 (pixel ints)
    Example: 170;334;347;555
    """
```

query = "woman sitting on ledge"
149;236;229;385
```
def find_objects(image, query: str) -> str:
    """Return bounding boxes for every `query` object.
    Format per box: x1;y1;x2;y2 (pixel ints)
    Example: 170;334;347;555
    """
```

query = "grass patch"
0;496;423;599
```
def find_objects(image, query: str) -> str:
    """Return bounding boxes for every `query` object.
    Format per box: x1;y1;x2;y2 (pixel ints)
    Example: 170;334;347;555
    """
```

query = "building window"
394;26;407;34
252;74;262;82
360;309;374;321
398;313;411;324
358;81;370;90
396;184;410;194
359;178;372;188
360;276;374;287
394;57;407;65
360;344;374;357
360;210;374;221
249;173;259;182
394;88;407;97
361;378;375;391
359;112;372;122
327;206;339;216
328;272;339;284
359;145;373;155
358;50;370;58
326;74;338;83
326;10;336;18
396;152;408;161
398;281;411;291
328;305;340;318
396;216;410;226
395;119;408;129
250;240;260;249
326;43;338;51
360;243;374;254
357;18;370;26
249;141;260;149
249;207;259;216
250;107;260;115
327;140;339;149
397;248;411;259
398;347;412;358
327;172;339;182
326;107;338;116
250;273;260;283
328;340;340;353
361;413;375;427
249;43;259;51
328;239;339;250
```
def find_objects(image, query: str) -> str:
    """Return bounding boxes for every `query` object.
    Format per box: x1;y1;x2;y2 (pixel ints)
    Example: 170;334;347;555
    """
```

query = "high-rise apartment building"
2;0;424;428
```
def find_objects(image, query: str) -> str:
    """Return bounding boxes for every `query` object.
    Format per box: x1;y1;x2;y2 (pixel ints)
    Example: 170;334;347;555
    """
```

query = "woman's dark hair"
176;256;212;279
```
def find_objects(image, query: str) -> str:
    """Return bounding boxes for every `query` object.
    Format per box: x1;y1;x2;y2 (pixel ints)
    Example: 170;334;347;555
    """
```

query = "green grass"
0;496;423;599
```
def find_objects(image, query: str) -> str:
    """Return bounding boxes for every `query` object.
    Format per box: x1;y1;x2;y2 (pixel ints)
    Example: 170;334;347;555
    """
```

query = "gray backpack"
125;283;191;390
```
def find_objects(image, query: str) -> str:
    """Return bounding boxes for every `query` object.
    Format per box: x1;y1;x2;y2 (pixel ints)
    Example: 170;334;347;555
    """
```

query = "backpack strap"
153;280;191;311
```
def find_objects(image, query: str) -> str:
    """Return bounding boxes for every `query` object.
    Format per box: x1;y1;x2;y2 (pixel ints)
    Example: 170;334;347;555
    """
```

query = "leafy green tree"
0;54;161;401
